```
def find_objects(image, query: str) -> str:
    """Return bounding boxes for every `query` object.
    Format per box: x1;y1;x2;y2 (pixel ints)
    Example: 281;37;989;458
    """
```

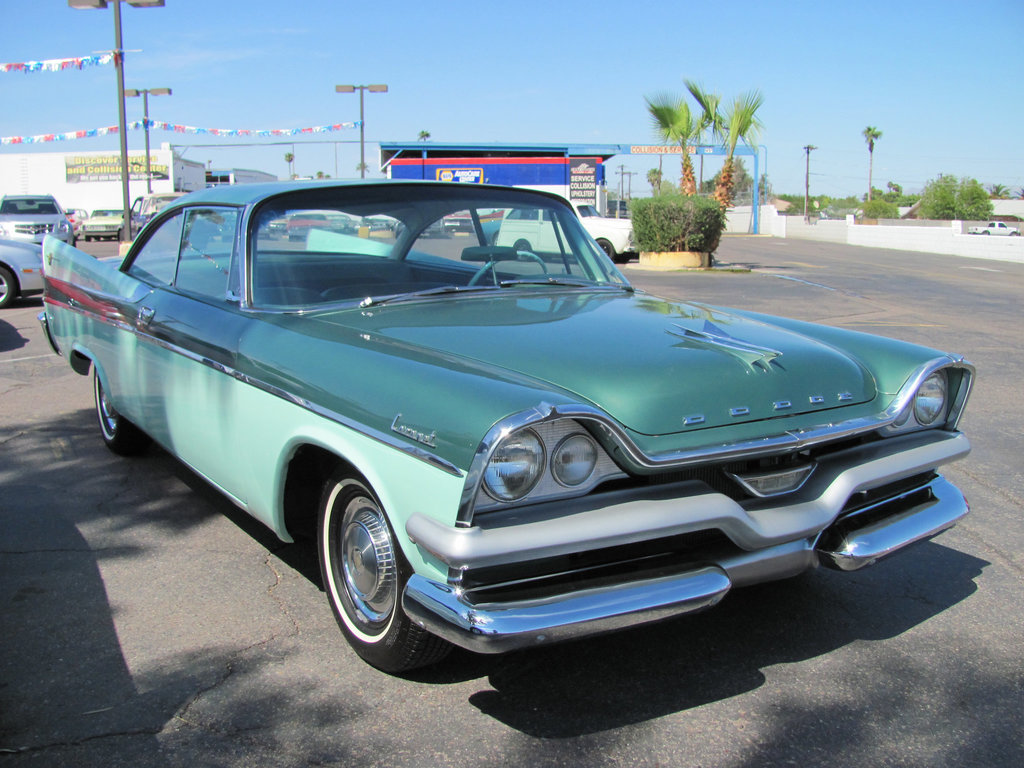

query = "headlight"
483;429;544;501
57;220;71;233
0;223;11;236
551;433;598;487
914;372;947;426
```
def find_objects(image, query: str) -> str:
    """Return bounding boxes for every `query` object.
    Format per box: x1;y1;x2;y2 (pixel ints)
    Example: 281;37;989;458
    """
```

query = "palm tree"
713;90;764;209
647;167;663;196
684;79;723;189
284;152;295;179
645;93;698;194
418;130;431;142
987;183;1010;199
862;126;882;200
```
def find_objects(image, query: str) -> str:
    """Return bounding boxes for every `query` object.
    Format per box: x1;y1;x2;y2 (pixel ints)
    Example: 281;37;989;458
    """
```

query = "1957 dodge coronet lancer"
39;181;974;672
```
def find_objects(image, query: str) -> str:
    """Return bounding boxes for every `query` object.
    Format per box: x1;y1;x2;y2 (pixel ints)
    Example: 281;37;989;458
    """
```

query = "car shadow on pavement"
0;303;38;353
418;539;987;740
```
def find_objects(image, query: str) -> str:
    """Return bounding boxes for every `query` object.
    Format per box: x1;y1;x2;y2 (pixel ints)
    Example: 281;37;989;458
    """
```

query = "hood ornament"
667;320;783;372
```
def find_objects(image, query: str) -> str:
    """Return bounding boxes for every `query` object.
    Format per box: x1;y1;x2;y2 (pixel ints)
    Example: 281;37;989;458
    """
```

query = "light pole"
335;84;388;178
125;87;171;193
69;0;165;243
803;145;817;223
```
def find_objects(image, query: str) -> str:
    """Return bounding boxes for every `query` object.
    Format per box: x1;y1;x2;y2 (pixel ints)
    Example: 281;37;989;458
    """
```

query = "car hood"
320;289;876;436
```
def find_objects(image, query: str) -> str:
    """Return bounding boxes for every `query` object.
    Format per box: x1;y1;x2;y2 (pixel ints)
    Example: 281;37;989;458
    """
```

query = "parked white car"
0;238;43;308
967;221;1020;236
574;204;637;262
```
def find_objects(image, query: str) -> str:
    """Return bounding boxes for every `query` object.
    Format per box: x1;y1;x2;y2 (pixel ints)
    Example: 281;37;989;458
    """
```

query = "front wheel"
93;369;150;455
318;471;450;672
0;265;16;309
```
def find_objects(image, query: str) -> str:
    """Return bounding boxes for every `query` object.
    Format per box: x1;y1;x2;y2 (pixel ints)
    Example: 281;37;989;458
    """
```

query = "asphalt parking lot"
2;236;1022;767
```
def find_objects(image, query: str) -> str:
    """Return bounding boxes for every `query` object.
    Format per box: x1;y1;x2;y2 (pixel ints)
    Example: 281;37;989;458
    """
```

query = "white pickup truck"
968;221;1020;236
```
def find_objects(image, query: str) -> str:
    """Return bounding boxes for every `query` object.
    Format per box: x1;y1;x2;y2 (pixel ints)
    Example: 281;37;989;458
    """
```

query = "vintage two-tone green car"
39;181;974;672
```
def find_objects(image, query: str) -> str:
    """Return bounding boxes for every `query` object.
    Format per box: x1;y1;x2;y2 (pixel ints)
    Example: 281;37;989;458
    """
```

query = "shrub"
630;195;726;254
861;199;899;219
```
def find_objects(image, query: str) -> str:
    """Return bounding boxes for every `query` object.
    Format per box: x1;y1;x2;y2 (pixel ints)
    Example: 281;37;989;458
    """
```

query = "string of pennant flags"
1;120;360;146
0;53;116;74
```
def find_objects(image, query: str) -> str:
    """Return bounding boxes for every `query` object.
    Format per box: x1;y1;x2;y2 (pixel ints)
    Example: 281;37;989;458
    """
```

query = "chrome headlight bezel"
883;361;971;436
474;418;626;513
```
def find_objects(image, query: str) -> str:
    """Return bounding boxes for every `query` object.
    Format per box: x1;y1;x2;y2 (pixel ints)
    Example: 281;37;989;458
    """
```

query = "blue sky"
2;0;1022;198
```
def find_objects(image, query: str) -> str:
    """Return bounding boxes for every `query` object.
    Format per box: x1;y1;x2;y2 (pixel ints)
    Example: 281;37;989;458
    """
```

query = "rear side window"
128;211;184;285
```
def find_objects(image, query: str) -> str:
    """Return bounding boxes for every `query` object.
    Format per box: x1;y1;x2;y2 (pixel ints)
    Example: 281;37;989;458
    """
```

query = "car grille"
15;223;53;235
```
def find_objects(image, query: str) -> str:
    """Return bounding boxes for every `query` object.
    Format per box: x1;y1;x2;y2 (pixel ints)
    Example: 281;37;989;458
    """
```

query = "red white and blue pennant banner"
1;53;115;74
2;120;359;146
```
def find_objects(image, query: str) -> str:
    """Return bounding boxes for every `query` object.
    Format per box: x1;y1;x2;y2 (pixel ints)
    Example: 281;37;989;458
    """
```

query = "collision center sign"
65;153;169;183
569;158;598;204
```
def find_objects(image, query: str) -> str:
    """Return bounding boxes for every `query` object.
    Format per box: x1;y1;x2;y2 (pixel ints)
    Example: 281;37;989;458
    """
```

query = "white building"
0;143;206;215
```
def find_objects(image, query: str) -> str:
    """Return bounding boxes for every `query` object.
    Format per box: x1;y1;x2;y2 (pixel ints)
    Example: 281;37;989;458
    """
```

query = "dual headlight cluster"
482;426;603;503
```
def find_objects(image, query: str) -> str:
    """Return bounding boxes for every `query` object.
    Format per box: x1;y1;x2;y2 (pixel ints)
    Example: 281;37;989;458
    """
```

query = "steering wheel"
514;249;548;273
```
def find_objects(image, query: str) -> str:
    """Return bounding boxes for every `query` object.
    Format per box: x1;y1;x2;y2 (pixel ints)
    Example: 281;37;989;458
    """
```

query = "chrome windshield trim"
455;356;974;526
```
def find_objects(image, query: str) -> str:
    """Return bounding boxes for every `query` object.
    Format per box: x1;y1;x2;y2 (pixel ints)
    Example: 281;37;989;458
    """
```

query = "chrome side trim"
455;356;975;526
403;566;732;654
815;476;967;570
46;296;464;478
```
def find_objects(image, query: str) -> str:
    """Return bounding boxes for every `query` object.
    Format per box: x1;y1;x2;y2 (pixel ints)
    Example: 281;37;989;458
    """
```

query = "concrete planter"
639;251;712;268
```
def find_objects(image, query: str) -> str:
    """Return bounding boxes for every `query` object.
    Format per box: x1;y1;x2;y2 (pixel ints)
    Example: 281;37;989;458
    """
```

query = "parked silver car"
0;238;44;308
0;195;74;246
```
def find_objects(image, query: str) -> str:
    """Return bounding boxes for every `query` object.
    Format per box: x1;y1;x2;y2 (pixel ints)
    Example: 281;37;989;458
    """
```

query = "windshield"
1;198;60;215
92;210;122;217
249;185;629;308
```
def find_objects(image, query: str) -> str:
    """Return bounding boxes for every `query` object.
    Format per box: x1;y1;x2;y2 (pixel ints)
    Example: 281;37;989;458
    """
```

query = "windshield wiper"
499;277;634;292
359;284;496;308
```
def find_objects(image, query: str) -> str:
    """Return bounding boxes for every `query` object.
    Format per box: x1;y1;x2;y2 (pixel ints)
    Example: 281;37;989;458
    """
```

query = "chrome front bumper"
403;434;970;654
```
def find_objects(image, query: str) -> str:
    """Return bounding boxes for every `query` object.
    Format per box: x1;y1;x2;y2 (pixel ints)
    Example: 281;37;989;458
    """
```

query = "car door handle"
137;306;156;329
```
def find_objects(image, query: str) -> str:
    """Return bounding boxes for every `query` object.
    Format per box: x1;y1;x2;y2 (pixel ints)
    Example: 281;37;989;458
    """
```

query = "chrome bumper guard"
37;310;62;356
403;475;968;654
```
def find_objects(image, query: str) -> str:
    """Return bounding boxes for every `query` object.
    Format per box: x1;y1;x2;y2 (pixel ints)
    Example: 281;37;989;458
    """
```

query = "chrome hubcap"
340;498;396;624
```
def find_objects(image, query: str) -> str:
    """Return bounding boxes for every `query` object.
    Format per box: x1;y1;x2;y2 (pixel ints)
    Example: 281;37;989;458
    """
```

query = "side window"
128;211;184;285
175;208;238;299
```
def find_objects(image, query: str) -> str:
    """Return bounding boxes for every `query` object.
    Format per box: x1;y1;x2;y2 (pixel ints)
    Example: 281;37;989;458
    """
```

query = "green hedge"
630;195;726;254
861;199;899;219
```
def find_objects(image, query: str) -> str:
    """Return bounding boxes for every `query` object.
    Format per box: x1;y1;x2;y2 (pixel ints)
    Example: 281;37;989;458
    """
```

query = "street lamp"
68;0;166;243
125;87;171;193
335;84;388;178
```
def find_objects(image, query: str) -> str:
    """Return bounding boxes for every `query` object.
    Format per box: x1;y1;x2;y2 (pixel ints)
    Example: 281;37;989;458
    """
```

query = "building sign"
435;167;483;183
569;158;598;204
630;145;721;155
65;153;169;183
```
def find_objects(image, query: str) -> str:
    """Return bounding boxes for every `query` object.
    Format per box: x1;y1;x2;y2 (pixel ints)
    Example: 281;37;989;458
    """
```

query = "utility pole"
803;145;817;223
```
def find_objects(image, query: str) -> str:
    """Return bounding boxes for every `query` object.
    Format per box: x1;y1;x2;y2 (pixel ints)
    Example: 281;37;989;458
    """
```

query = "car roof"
161;179;570;210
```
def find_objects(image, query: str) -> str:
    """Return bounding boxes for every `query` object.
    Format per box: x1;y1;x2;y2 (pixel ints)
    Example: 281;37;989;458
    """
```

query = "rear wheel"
318;471;450;672
93;369;150;455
